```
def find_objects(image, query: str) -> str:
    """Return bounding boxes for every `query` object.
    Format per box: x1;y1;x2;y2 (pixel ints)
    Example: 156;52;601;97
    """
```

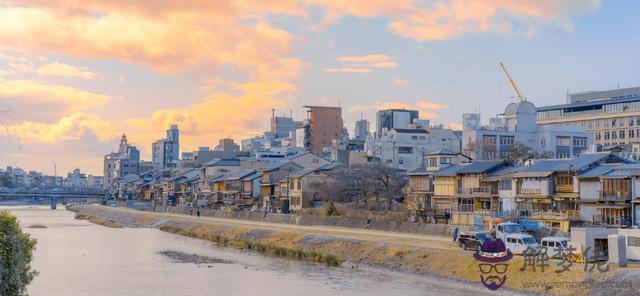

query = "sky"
0;0;639;175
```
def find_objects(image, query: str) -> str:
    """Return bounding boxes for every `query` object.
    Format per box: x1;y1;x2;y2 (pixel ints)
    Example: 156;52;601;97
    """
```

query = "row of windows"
410;135;427;140
561;116;640;130
537;99;640;120
596;129;640;141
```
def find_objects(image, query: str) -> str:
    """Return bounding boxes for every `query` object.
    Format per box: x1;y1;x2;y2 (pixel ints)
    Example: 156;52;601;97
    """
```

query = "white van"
505;233;539;255
496;222;523;241
540;237;570;258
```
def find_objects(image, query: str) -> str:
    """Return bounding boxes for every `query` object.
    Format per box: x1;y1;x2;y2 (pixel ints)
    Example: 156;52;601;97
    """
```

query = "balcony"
518;188;542;196
599;191;631;202
523;210;580;221
555;185;574;193
461;187;498;196
593;215;632;227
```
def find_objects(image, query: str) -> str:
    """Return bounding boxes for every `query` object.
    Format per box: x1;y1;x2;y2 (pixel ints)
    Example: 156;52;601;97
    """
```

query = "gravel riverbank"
69;204;637;296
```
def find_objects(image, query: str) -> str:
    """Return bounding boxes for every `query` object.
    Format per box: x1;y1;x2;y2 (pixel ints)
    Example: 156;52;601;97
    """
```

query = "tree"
0;211;38;296
506;142;532;161
320;163;407;212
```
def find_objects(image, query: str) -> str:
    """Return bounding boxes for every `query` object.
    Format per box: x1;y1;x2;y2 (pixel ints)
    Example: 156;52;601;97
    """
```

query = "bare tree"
320;163;406;212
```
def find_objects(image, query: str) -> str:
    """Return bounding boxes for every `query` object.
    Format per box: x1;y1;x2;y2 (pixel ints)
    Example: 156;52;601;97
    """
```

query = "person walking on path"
452;225;459;242
197;208;200;217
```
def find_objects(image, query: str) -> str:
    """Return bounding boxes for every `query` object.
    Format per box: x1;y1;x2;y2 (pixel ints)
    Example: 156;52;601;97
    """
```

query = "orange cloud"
389;0;601;41
0;78;110;120
393;78;408;85
9;112;120;143
37;62;103;80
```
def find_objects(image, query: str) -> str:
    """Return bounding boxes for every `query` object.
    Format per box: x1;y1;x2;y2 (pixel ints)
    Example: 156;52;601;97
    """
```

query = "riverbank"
70;204;637;296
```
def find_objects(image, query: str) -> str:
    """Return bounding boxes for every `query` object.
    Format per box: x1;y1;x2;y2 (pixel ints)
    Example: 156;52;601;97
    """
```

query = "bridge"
0;188;107;204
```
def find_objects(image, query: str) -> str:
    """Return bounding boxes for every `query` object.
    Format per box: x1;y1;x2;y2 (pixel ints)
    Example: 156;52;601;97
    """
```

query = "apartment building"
301;106;343;154
537;87;640;153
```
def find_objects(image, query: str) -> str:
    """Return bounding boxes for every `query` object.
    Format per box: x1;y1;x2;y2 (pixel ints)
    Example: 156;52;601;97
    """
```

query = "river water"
5;206;501;296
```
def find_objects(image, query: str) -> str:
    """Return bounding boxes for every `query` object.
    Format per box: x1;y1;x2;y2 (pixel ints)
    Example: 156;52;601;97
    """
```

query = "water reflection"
4;206;500;296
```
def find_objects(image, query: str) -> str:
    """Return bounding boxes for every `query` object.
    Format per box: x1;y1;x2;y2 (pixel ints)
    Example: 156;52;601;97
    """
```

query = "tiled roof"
457;161;505;174
432;164;468;177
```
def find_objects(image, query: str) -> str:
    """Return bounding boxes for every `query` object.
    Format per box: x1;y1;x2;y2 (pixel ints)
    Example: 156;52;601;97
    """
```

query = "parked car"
458;231;488;251
540;236;570;257
496;222;523;242
505;233;539;255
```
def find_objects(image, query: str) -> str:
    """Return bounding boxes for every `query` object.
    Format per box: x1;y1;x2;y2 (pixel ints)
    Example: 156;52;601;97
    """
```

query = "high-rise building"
301;106;343;154
270;110;301;140
463;113;481;131
152;124;180;170
376;109;419;138
354;118;370;141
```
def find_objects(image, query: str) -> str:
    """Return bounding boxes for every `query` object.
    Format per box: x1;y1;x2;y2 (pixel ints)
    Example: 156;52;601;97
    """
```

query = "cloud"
37;62;103;80
9;112;120;143
0;78;110;120
389;0;602;41
326;54;397;74
350;100;446;119
0;4;301;81
324;67;371;73
393;78;408;85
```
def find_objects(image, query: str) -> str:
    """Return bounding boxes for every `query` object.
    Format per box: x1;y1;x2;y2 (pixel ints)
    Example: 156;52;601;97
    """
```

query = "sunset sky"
0;0;638;175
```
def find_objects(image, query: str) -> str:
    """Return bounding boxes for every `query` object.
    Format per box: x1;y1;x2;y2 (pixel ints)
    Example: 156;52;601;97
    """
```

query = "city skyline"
1;1;639;175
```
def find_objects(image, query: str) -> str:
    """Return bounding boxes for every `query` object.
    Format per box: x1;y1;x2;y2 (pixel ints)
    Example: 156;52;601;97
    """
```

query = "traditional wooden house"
260;162;303;211
406;150;471;220
514;153;627;232
288;163;340;212
455;160;508;214
594;164;640;227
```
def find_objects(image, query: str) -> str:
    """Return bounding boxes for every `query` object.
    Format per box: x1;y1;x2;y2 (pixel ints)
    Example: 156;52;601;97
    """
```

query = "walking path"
101;205;459;251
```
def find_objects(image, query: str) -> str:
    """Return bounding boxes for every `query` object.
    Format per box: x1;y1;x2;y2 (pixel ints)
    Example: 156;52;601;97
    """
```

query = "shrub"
0;211;38;296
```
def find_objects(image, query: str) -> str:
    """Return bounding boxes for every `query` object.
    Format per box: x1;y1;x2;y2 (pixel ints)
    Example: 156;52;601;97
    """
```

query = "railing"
599;190;631;202
518;188;542;196
593;215;631;227
523;210;580;220
555;185;574;193
460;187;498;195
453;204;474;212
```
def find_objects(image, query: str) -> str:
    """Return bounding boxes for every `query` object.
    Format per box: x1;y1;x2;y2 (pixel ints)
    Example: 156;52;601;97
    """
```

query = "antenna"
271;108;275;118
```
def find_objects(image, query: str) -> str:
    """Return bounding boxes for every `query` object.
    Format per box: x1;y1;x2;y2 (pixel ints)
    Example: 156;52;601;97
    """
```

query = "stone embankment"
69;204;637;296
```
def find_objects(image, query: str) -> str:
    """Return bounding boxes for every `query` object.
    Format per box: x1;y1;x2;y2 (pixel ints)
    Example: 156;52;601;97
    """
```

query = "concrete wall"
144;204;464;237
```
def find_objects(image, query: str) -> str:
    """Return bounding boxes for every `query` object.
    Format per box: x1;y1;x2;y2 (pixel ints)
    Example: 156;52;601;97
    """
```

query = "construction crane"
500;62;526;102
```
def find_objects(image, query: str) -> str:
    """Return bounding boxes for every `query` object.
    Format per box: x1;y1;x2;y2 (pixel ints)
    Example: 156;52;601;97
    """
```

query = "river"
5;206;501;296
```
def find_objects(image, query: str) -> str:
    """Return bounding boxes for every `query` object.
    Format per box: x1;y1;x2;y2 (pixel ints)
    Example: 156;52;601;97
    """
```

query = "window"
631;130;636;139
398;146;413;154
482;135;497;145
620;130;626;139
500;136;514;146
411;135;418;140
498;180;512;190
629;236;640;247
540;137;546;148
428;158;438;167
630;117;635;127
612;131;618;140
398;159;404;165
557;176;572;185
573;137;587;147
604;131;610;140
556;136;571;146
440;157;451;164
418;136;426;140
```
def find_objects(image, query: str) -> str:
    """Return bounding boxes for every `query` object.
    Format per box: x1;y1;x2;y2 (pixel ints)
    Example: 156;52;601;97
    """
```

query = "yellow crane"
500;62;526;102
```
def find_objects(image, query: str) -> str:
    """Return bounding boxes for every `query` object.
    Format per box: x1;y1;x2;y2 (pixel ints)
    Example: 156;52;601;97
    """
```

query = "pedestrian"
452;225;459;242
197;208;200;217
190;206;193;216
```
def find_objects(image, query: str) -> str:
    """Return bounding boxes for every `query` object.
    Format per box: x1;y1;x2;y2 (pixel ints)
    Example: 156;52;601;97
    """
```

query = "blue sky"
0;0;638;175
